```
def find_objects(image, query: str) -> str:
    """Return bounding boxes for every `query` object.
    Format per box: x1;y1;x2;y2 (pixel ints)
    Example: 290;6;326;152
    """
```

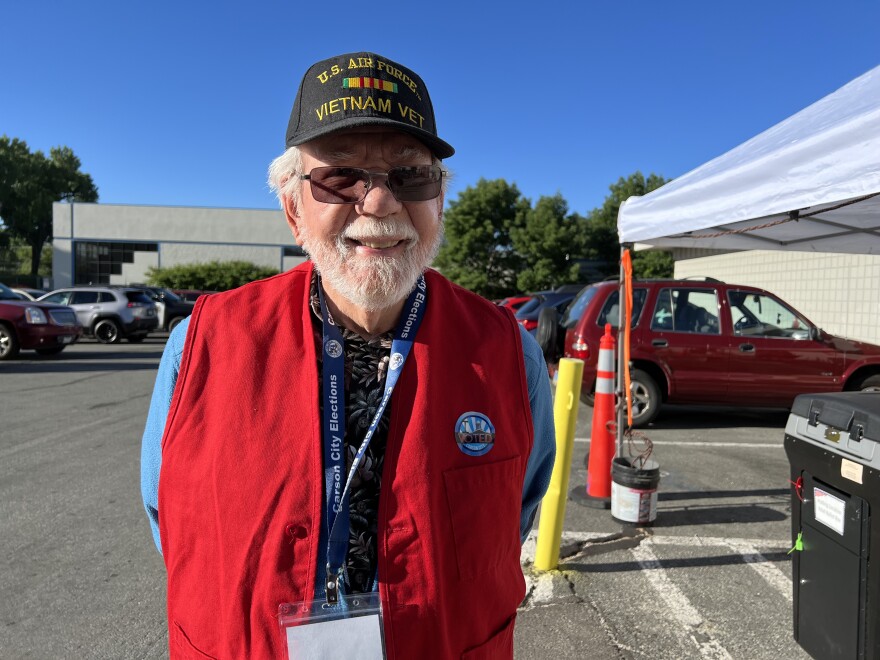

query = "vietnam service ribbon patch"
342;77;398;93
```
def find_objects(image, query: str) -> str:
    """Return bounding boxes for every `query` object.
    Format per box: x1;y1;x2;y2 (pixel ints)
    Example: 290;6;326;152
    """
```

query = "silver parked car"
38;286;159;344
11;287;48;301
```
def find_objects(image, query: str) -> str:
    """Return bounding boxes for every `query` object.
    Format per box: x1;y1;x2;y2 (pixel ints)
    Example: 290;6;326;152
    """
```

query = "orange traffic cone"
586;323;616;505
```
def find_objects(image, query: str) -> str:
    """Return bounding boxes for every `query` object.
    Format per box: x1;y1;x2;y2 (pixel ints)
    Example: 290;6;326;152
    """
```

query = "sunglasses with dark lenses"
301;165;444;204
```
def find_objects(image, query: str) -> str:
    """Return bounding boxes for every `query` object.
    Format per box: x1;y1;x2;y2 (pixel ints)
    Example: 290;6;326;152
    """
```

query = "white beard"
299;217;442;311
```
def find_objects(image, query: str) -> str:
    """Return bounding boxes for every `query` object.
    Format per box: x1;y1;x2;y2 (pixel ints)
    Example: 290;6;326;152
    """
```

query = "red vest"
159;262;533;659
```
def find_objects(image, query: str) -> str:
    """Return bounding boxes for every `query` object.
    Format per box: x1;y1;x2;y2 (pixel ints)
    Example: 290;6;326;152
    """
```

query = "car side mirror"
809;326;821;341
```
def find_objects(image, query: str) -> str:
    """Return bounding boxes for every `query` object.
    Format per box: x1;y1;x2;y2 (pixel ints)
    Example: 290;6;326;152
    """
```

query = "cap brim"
286;116;454;159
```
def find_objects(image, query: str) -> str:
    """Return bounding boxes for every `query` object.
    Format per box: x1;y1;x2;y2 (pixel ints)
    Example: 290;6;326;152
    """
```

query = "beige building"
51;202;306;288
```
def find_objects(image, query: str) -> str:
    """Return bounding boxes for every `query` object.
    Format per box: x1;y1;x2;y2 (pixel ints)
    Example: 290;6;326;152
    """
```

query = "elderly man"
141;52;555;659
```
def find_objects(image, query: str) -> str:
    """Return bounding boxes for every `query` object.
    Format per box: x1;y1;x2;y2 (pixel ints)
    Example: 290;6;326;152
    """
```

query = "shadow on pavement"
644;406;791;429
56;350;165;360
564;549;792;574
650;503;788;527
659;487;789;501
0;361;162;373
0;346;165;374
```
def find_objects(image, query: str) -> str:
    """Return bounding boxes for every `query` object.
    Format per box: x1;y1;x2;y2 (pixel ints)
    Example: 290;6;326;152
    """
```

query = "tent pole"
617;243;632;457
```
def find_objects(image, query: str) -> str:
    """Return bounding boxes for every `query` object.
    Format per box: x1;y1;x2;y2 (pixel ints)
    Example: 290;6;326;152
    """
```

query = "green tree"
511;193;588;292
0;136;98;276
0;234;54;286
585;171;668;269
0;228;19;276
434;178;530;299
631;249;674;278
146;260;279;291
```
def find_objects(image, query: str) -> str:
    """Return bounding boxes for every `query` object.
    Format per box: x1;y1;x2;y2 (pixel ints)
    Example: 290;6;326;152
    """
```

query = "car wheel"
0;323;20;360
629;369;661;427
535;307;560;363
127;335;146;343
856;374;880;392
35;346;66;356
93;319;121;344
168;316;184;333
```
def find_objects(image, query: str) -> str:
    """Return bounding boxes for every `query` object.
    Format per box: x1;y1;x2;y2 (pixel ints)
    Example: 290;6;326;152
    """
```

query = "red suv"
0;283;83;360
539;278;880;426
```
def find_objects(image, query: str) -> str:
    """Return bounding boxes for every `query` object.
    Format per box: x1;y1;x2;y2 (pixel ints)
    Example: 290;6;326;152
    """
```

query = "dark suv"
38;286;158;344
514;284;586;335
122;286;194;332
539;278;880;426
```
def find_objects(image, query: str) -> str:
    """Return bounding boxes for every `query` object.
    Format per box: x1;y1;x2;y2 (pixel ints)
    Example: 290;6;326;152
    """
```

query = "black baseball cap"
285;52;454;159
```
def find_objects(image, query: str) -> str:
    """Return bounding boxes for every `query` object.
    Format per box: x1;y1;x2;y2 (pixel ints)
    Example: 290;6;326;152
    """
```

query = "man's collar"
309;271;394;341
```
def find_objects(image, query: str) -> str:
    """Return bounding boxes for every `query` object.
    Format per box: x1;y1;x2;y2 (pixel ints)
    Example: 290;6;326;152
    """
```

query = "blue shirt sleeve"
140;316;190;555
140;317;556;552
518;325;556;543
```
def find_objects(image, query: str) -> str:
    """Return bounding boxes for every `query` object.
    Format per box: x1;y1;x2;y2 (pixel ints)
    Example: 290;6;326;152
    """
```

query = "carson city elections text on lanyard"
319;275;427;604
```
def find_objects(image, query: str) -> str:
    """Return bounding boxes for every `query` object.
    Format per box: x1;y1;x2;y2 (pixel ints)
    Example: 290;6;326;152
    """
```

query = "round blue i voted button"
455;412;495;456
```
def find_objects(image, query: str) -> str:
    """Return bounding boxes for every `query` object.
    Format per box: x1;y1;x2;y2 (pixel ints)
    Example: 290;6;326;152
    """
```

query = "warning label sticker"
840;458;864;485
813;487;846;536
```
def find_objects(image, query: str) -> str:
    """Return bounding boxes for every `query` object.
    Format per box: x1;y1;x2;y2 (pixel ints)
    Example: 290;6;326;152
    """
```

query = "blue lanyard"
318;276;427;604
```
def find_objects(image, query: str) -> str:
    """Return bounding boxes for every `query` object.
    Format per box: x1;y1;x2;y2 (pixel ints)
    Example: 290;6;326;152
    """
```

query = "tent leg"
616;243;632;457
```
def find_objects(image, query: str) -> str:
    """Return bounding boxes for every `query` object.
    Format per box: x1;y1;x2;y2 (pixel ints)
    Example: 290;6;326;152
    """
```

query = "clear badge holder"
278;592;386;660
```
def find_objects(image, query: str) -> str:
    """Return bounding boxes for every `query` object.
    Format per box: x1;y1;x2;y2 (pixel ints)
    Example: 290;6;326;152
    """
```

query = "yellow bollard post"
534;357;584;571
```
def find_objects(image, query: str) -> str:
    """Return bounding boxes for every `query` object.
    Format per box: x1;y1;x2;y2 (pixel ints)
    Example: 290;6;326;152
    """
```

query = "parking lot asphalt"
0;337;809;659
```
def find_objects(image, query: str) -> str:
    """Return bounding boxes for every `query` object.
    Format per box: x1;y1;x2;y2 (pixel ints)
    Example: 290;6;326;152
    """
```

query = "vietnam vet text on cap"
285;52;454;159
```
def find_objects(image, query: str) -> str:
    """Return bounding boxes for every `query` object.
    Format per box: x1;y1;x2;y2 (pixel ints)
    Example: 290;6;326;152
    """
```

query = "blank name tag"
279;593;385;660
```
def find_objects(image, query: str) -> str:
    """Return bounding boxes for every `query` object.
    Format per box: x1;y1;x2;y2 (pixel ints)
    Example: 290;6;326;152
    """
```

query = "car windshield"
597;289;648;328
125;291;154;304
160;288;182;302
560;286;597;329
0;283;24;300
515;295;545;317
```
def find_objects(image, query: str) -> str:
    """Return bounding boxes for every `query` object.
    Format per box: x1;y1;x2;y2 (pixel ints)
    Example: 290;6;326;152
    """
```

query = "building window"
73;241;158;284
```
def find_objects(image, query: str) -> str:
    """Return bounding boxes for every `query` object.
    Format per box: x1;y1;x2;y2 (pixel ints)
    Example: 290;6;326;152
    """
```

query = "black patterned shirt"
310;275;392;594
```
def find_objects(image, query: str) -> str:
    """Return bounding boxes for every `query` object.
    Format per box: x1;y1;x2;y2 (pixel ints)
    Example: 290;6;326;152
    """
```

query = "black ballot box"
785;392;880;660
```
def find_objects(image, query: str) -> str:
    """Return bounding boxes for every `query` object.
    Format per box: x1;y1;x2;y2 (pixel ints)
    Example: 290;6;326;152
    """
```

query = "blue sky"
2;1;878;219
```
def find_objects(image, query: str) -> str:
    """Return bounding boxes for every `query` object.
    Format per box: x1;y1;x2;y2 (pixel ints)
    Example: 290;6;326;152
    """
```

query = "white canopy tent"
617;64;880;253
612;64;880;443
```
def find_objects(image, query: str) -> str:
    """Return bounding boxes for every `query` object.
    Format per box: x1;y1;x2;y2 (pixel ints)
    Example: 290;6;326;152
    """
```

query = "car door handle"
652;339;668;347
739;343;755;353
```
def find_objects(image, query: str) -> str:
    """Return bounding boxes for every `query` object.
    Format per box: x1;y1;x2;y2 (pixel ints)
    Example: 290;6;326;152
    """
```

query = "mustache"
340;218;419;244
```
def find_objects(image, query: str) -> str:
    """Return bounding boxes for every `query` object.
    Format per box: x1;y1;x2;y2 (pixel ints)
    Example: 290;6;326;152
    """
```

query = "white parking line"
0;417;109;460
647;536;793;602
720;539;793;603
647;535;789;550
631;544;734;660
523;533;792;611
522;531;791;560
520;530;607;564
574;437;782;448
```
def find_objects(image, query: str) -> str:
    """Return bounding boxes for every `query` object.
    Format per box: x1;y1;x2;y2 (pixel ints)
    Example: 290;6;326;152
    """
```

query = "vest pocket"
461;613;516;659
170;620;219;659
443;456;521;581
